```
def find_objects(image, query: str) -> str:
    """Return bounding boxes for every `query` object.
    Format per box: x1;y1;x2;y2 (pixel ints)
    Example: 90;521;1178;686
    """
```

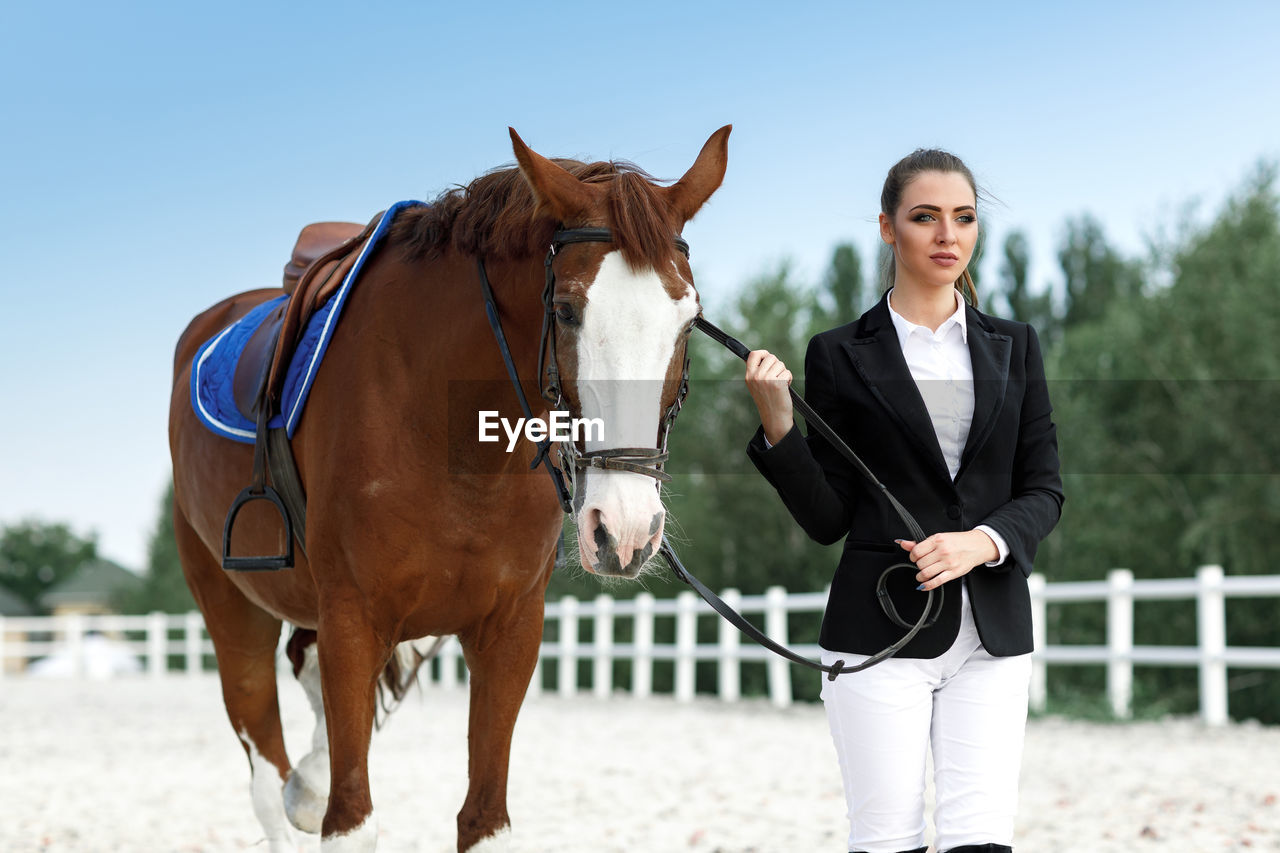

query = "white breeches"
820;585;1031;853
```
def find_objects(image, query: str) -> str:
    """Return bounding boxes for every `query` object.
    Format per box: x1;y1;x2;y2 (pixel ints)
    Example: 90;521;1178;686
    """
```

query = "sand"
1;675;1275;852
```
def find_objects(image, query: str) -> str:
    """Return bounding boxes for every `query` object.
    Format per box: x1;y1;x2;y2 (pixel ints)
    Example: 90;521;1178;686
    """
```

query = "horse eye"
554;303;579;326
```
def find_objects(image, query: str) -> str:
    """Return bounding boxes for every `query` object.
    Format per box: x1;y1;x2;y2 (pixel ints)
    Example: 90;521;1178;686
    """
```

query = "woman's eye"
912;213;936;222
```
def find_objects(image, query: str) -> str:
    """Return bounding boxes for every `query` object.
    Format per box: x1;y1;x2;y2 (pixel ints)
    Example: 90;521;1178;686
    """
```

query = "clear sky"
2;1;1277;571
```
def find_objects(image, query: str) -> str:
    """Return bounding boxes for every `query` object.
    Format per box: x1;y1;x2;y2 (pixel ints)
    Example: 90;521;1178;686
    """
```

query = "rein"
681;316;942;678
478;229;941;679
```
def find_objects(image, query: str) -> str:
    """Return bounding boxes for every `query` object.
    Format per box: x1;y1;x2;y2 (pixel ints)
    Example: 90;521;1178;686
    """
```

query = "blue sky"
2;1;1277;570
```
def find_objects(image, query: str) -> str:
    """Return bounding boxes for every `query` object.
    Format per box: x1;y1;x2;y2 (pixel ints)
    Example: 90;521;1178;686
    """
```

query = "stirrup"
222;401;295;571
222;484;295;571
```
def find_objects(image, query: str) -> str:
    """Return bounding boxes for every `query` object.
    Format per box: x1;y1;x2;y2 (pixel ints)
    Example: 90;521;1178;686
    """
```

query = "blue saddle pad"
190;200;424;443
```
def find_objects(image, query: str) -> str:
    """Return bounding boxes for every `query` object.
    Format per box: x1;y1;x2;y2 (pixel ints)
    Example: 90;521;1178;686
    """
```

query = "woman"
744;149;1063;853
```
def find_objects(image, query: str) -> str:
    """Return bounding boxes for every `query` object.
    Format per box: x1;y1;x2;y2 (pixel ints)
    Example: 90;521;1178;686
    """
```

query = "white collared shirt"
886;288;974;481
887;289;1009;566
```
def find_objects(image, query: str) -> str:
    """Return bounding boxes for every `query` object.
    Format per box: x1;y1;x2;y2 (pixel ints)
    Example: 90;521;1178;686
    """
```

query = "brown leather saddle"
222;214;380;571
231;217;380;421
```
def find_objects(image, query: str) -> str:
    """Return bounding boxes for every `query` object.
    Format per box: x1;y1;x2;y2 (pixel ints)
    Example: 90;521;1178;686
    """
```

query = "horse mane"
392;159;681;271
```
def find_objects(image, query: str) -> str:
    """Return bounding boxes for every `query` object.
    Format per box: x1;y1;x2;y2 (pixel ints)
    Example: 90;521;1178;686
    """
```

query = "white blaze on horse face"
573;250;696;576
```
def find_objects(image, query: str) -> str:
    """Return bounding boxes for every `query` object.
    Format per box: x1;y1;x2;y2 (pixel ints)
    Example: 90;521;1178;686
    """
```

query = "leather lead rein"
480;230;941;679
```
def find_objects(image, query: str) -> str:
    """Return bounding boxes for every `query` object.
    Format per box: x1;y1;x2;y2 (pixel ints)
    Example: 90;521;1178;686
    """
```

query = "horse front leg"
315;606;390;851
455;590;547;852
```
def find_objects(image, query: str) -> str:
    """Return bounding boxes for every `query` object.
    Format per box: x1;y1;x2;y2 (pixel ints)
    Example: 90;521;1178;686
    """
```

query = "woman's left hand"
897;530;1000;591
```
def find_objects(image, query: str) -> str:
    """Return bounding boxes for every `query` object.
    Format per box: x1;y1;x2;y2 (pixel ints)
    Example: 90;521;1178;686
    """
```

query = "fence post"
765;586;791;709
675;591;697;703
439;636;460;690
717;588;741;703
527;650;543;698
633;592;654;698
147;612;167;678
1107;569;1134;719
184;611;203;676
558;596;579;698
1027;573;1046;713
1197;565;1228;726
66;613;85;678
593;594;614;699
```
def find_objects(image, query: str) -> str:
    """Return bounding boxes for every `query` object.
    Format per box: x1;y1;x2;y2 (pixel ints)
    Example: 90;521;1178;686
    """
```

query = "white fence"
4;566;1279;726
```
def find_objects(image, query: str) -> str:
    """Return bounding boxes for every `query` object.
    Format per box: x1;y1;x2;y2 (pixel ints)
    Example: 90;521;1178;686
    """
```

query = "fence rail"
3;565;1277;725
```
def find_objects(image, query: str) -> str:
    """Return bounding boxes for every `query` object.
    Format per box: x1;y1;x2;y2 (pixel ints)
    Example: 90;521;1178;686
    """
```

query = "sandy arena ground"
0;674;1275;852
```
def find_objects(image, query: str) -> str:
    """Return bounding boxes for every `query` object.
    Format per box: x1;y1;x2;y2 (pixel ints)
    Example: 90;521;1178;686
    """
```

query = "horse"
167;125;731;852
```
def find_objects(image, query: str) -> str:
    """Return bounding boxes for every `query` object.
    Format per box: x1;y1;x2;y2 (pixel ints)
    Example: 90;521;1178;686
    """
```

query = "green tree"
0;521;98;614
991;229;1059;336
1043;164;1280;721
1058;214;1143;329
113;480;196;613
814;243;865;329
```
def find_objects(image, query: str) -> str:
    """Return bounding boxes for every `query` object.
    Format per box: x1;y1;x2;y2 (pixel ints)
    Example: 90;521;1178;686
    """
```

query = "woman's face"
879;170;978;293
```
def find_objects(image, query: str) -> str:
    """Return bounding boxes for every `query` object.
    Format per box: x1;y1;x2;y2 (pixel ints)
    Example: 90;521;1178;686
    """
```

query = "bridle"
477;228;690;513
478;228;941;678
536;228;692;497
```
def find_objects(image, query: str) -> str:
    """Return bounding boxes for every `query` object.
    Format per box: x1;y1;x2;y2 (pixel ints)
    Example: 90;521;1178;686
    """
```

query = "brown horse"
168;126;730;852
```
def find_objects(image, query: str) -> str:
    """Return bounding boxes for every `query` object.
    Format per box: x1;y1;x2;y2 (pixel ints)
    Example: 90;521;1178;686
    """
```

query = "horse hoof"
283;764;328;834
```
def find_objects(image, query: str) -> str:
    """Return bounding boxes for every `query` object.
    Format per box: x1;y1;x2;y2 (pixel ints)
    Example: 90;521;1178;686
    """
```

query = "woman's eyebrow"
908;203;977;213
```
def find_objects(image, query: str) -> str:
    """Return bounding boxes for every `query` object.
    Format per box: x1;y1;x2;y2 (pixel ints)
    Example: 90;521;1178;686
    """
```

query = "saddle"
222;213;381;571
231;216;380;420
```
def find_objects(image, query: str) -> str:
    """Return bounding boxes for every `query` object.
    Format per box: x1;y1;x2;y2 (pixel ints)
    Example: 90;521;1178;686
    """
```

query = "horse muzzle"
577;504;665;578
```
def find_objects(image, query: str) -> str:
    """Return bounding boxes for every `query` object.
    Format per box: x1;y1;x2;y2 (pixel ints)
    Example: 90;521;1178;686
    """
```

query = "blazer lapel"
839;295;951;482
960;306;1012;472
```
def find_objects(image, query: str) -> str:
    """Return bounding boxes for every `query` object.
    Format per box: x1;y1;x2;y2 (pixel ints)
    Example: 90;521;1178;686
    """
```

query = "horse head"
510;126;730;578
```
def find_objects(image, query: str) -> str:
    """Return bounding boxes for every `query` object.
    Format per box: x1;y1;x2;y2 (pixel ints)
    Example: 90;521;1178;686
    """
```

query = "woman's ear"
878;212;895;246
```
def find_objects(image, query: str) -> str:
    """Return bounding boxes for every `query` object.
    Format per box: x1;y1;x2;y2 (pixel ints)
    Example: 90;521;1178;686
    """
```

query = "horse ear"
509;128;596;223
665;125;732;225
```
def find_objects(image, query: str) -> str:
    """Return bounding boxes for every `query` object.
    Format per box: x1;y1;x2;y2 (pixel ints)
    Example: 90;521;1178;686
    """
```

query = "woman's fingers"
899;535;971;590
746;350;791;382
745;350;795;443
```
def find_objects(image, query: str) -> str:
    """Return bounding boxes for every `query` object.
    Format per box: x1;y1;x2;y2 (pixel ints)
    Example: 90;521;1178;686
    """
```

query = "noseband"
476;228;692;514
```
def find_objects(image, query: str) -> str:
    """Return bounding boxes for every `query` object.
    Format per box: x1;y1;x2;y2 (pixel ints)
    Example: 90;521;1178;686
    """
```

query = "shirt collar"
886;288;969;344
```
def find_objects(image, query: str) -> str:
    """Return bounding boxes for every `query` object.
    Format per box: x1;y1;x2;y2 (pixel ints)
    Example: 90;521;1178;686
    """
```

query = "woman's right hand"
745;350;795;445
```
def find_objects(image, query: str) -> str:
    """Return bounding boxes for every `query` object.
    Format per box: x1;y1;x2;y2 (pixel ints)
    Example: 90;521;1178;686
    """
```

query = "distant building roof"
0;584;32;616
39;559;142;609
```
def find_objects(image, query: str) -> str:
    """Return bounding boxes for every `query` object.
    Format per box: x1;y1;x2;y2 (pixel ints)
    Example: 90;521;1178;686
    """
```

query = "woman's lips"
931;253;958;267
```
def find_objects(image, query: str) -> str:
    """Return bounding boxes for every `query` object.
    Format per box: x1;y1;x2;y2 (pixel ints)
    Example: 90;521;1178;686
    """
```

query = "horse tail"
285;629;446;730
374;636;446;728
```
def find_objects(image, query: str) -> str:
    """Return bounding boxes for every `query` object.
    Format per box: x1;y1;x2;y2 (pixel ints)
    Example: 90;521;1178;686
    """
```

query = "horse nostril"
578;507;617;566
593;516;614;559
649;511;664;539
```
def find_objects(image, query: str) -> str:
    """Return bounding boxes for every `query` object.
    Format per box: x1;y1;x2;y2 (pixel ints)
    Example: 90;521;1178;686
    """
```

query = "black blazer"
747;293;1064;657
